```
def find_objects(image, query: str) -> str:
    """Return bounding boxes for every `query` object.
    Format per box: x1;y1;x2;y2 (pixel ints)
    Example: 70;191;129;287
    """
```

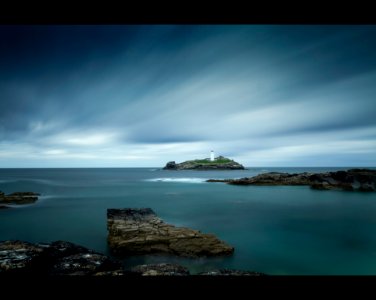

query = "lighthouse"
210;150;215;161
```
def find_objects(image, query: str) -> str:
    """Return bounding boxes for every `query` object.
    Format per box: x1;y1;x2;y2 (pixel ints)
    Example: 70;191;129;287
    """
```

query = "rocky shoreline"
107;208;234;257
0;240;263;276
207;169;376;191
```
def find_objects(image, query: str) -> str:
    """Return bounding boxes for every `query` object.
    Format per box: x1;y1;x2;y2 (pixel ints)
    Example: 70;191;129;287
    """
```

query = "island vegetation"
163;156;245;170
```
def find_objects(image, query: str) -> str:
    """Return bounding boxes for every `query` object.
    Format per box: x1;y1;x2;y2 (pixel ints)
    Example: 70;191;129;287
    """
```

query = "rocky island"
107;208;234;257
207;168;376;191
163;156;245;170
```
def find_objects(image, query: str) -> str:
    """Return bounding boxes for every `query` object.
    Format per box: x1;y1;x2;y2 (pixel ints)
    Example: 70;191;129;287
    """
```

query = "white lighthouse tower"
210;150;215;161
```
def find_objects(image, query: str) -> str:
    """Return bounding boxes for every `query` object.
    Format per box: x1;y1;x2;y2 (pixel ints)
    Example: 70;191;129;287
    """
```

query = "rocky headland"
207;169;376;191
163;156;244;170
107;208;234;257
0;191;40;208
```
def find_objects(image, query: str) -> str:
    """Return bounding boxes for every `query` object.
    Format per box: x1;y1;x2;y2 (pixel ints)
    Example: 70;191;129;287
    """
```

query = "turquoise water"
0;167;375;275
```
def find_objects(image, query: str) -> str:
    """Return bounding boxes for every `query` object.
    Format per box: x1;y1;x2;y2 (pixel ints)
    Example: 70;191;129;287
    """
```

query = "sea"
0;167;375;275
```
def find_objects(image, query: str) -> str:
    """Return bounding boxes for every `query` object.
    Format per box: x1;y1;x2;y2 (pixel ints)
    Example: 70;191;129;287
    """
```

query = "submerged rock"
163;156;244;170
0;191;40;205
107;208;234;257
207;169;376;191
131;263;190;276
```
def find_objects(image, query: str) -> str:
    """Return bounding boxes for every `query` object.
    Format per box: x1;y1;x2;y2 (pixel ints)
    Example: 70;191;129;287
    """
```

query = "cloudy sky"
0;25;376;167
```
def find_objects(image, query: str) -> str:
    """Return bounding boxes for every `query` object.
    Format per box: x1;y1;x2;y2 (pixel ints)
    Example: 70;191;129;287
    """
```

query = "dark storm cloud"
0;25;376;167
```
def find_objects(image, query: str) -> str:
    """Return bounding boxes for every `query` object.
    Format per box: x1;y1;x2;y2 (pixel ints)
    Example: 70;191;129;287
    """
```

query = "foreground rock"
0;191;40;206
207;169;376;191
0;240;121;275
131;263;190;276
107;208;234;257
0;240;47;273
198;269;266;276
163;156;245;170
0;240;263;276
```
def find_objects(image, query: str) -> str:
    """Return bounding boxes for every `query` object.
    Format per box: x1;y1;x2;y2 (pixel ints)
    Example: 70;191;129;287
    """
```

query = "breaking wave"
145;178;207;184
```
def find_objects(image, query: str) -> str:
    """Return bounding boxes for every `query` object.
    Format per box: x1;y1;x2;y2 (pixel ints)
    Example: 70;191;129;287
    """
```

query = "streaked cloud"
0;25;376;167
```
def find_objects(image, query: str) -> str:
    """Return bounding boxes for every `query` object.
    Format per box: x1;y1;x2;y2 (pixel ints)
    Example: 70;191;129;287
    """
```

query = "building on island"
210;150;215;161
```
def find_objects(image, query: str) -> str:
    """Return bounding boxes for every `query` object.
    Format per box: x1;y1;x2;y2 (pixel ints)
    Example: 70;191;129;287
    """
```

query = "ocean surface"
0;167;375;275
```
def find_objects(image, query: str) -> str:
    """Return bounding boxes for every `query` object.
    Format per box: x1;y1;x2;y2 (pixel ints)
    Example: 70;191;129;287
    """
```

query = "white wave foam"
0;179;16;183
145;178;206;184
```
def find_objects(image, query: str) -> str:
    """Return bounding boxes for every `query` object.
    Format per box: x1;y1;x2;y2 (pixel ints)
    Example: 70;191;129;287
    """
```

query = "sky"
0;25;376;167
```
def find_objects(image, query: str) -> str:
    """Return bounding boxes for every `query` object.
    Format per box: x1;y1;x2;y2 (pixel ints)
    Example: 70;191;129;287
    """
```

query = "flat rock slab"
107;208;234;257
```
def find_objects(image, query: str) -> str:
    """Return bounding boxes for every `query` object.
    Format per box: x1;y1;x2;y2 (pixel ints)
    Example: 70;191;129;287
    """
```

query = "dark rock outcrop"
107;208;234;257
163;156;245;170
0;240;47;273
0;191;40;206
198;269;266;276
207;169;376;191
0;240;121;275
51;253;118;276
164;161;177;169
131;263;190;276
